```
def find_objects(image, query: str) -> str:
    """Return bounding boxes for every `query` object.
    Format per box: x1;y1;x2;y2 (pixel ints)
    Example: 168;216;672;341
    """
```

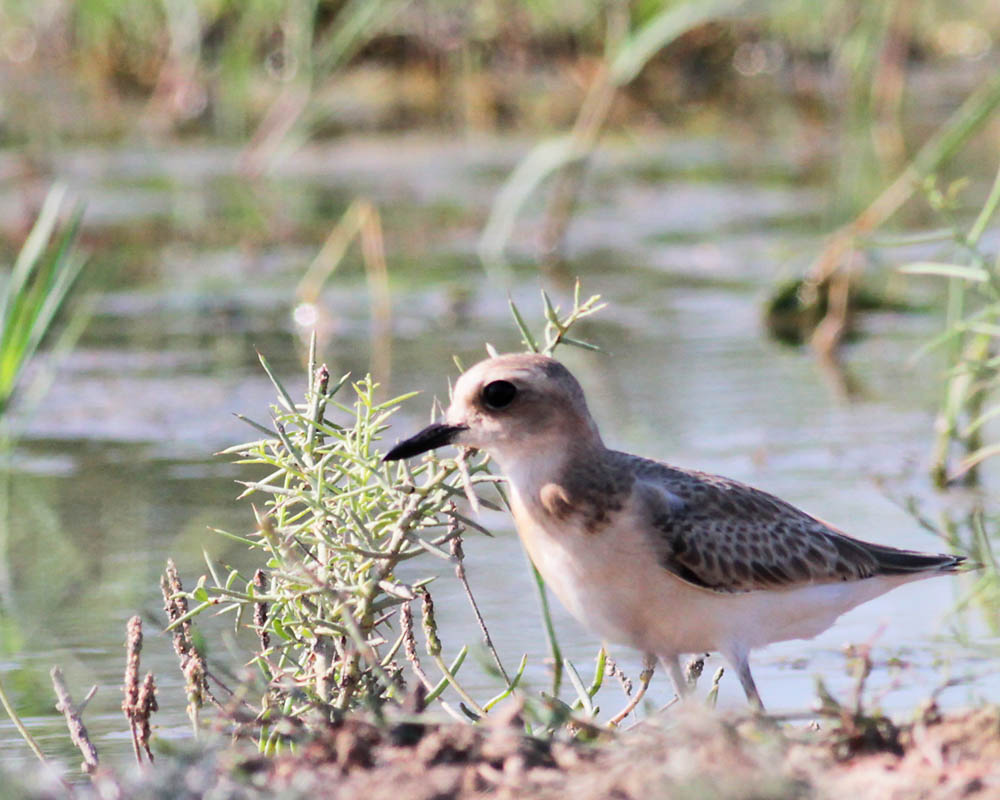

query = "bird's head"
383;353;600;469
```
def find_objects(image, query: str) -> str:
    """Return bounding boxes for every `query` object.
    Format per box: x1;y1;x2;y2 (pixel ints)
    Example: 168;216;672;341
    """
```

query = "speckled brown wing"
619;453;961;594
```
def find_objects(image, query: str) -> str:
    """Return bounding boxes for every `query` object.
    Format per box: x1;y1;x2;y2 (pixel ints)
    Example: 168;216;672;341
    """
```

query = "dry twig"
51;666;99;775
449;523;510;687
608;655;655;727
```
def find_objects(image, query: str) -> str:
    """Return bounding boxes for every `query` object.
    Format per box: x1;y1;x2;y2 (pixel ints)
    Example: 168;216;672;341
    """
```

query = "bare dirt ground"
45;702;994;800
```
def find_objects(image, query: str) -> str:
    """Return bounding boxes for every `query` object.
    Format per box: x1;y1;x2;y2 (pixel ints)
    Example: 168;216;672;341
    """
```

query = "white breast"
508;481;688;649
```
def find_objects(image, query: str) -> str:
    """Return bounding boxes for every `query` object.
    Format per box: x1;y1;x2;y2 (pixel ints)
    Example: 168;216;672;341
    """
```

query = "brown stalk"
539;66;618;273
295;199;393;388
359;202;392;390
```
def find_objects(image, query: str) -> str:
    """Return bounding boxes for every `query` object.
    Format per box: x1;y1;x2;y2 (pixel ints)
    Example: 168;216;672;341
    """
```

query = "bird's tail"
864;543;969;575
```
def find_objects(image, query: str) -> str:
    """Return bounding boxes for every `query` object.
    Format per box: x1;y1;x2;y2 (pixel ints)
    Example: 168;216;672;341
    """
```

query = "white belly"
509;487;926;660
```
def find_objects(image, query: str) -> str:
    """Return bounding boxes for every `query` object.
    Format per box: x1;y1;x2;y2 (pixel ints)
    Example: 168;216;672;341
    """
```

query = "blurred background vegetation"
0;0;994;141
1;0;1000;776
0;2;995;196
0;0;996;273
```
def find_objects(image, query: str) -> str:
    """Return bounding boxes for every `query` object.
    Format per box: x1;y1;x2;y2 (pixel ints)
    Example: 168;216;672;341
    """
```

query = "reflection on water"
1;134;998;771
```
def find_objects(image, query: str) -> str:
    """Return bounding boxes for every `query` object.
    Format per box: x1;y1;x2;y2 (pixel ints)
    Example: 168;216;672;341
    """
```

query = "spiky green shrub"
169;287;614;749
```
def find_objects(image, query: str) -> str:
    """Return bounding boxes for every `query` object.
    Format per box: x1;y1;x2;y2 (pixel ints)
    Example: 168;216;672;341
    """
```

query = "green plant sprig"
897;164;1000;487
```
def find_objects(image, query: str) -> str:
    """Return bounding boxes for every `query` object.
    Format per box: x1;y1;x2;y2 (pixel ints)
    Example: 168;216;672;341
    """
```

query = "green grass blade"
611;0;747;85
968;160;1000;246
531;562;563;697
478;135;576;271
483;653;528;712
559;335;603;352
0;193;86;416
564;658;593;715
209;527;260;547
3;184;66;318
314;0;404;74
900;262;989;281
424;646;468;704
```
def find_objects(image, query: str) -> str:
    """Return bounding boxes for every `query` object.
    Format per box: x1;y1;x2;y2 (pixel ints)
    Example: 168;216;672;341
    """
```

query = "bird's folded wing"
632;464;886;594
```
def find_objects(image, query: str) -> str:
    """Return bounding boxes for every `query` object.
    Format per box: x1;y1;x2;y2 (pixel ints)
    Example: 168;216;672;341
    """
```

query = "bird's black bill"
383;423;468;461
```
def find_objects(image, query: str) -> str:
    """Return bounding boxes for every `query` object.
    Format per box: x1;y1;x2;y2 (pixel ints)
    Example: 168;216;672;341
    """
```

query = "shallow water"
1;127;998;772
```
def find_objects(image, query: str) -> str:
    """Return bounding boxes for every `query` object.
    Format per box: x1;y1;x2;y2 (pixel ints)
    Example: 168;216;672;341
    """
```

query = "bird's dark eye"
482;380;517;410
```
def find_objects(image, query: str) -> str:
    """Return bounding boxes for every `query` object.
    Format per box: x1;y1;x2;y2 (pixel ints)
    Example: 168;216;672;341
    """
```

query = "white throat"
488;440;567;495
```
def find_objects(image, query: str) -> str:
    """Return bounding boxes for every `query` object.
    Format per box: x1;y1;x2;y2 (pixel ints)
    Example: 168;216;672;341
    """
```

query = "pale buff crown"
446;353;603;469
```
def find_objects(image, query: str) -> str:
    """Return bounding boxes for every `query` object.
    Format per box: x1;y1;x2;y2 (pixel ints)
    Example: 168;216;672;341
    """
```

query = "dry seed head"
685;654;706;685
160;560;210;711
139;673;158;715
161;559;192;658
711;667;725;688
183;658;206;707
604;655;633;696
252;569;270;652
401;602;418;664
418;588;441;657
135;673;158;761
122;615;142;717
449;533;464;562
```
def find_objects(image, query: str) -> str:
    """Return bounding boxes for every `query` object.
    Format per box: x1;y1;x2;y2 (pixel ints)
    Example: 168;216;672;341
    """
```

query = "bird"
383;353;966;709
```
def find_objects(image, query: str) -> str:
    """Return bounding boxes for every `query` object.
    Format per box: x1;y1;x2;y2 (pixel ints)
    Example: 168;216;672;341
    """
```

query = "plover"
384;353;965;708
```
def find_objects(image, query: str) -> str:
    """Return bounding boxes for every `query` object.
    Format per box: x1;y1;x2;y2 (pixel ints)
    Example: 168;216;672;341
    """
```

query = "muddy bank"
14;704;997;799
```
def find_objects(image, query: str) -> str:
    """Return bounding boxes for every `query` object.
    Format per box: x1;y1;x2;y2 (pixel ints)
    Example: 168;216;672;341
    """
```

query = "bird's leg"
662;654;688;701
733;655;765;711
